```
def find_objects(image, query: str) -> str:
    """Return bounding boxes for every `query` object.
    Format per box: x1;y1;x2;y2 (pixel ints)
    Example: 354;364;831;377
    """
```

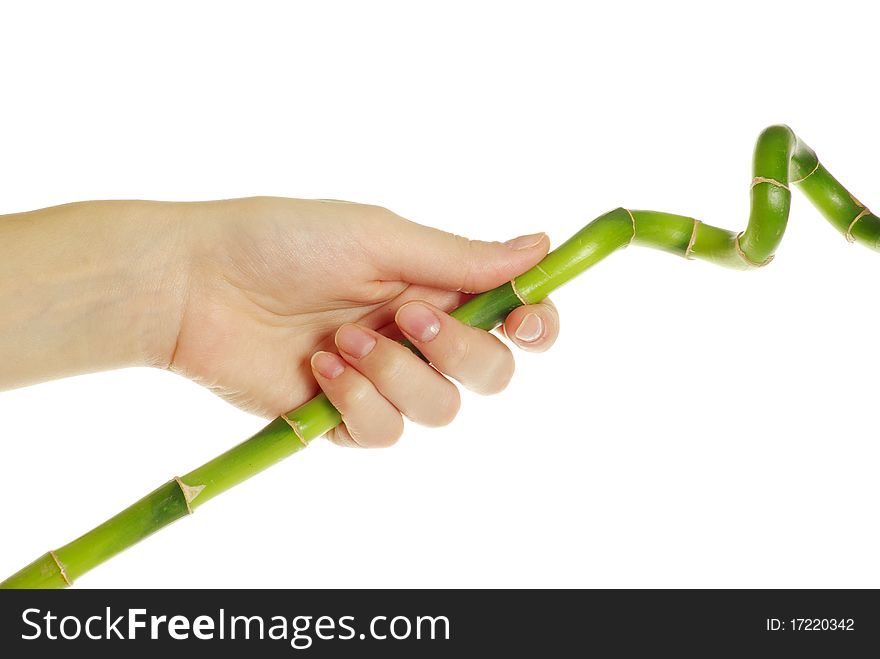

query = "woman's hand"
0;197;560;447
170;197;559;447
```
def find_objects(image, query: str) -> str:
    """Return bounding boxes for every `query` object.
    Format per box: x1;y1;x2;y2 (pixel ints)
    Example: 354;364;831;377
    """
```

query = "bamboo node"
848;191;865;208
510;279;528;305
845;209;872;243
734;232;774;268
623;208;637;245
49;550;72;587
281;414;308;447
684;218;701;260
790;159;820;184
751;176;789;191
174;477;206;514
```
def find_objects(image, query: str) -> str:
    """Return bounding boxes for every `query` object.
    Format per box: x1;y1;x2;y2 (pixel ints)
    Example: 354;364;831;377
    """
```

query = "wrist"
108;200;192;370
0;200;191;388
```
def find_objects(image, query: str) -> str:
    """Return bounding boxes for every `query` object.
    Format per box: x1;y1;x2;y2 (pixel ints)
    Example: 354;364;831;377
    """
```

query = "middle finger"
394;300;515;395
335;323;462;427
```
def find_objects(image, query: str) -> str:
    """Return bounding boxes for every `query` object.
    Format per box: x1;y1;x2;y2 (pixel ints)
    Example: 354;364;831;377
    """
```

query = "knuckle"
367;415;404;448
244;195;284;217
338;378;372;410
481;346;515;395
451;234;475;292
417;381;460;427
343;410;403;449
374;352;407;385
443;332;471;372
361;203;394;225
431;385;461;426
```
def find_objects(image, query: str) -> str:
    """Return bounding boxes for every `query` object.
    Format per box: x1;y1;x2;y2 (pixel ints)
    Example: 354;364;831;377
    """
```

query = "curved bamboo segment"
2;125;876;588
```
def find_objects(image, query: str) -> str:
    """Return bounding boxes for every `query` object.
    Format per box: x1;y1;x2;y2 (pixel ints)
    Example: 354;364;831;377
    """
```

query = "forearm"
0;201;189;390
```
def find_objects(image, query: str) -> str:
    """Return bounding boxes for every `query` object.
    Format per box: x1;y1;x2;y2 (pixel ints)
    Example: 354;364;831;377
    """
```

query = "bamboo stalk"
2;125;877;588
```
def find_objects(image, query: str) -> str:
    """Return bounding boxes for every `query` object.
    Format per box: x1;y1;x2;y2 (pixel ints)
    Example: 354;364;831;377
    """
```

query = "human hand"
0;197;559;447
169;197;560;447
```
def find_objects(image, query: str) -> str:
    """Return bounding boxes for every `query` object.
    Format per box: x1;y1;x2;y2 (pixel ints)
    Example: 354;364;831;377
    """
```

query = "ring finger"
334;323;461;427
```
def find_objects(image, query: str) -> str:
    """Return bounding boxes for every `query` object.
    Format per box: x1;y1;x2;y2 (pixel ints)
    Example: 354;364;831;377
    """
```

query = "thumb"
382;218;549;293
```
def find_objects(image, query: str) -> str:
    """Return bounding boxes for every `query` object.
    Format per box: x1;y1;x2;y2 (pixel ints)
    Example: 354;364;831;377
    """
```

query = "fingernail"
312;351;345;379
504;232;545;250
336;324;376;359
514;313;544;343
396;302;441;343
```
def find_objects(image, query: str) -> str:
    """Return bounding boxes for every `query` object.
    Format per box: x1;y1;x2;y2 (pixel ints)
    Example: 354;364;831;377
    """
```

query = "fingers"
395;301;515;395
501;298;560;353
335;323;461;427
352;284;472;340
310;351;403;448
312;299;560;448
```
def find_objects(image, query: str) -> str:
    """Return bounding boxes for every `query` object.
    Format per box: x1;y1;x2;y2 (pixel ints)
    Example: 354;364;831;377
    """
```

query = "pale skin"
0;198;559;447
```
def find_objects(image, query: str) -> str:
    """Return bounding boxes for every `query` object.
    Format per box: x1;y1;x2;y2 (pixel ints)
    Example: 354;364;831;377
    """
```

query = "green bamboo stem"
2;125;877;588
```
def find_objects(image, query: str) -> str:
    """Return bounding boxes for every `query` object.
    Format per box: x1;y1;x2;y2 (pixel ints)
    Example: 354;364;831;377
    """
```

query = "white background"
1;1;878;588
